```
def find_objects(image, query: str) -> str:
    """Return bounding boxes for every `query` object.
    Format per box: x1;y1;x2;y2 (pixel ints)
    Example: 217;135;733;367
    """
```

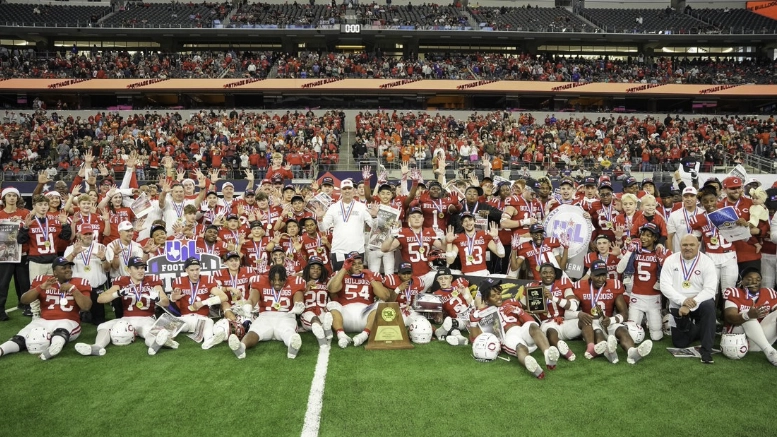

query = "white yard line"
300;343;331;437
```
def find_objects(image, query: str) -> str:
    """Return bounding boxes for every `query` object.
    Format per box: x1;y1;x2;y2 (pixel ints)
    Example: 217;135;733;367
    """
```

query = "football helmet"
408;318;433;344
25;327;51;355
472;333;501;362
625;322;645;344
721;333;748;360
110;320;136;346
229;320;247;340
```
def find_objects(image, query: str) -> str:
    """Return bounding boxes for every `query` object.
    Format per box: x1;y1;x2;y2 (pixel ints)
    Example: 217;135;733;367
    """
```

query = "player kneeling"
75;257;175;356
229;265;306;359
327;253;391;348
0;258;91;361
300;257;334;347
530;263;581;361
384;262;434;344
572;260;652;365
721;268;777;365
470;280;560;379
431;268;473;346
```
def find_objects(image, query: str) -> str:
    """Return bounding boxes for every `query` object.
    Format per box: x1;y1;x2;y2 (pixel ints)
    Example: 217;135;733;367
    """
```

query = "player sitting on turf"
300;257;334;347
170;257;230;350
327;252;391;348
470;279;560;379
211;251;256;350
722;268;777;365
75;256;175;356
229;264;306;359
571;260;653;365
0;257;91;361
383;262;434;344
432;267;473;346
526;263;580;361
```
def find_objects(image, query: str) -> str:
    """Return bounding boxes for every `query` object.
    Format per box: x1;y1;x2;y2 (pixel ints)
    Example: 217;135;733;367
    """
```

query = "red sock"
362;329;371;335
586;343;597;356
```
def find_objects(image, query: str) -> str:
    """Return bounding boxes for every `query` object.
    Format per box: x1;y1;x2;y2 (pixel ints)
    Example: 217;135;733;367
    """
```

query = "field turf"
0;284;773;437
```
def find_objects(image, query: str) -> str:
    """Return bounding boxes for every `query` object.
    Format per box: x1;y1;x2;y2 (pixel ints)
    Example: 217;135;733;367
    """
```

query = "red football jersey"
242;237;271;269
25;216;65;258
256;206;284;237
304;279;330;316
451;230;494;274
515;238;562;280
213;267;254;303
415;192;459;229
496;298;535;332
395;227;438;276
433;287;471;319
106;207;135;244
382;274;424;308
688;212;734;254
583;253;619;280
32;276;91;323
172;275;220;317
301;232;332;274
195;238;228;257
250;274;306;312
723;287;777;329
218;225;250;247
335;270;379;305
73;213;106;244
572;279;625;317
505;195;542;237
625;247;669;296
527;278;575;321
717;197;759;263
112;275;163;317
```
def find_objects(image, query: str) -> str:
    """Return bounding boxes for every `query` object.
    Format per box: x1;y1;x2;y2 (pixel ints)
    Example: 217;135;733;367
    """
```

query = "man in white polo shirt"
320;179;374;271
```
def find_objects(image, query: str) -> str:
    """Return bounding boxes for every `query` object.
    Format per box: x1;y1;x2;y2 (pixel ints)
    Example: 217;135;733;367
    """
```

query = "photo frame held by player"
524;286;547;314
0;220;22;263
367;204;401;250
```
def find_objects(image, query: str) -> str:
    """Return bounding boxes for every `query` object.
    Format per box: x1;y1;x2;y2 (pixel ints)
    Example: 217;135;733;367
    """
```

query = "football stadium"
0;0;776;435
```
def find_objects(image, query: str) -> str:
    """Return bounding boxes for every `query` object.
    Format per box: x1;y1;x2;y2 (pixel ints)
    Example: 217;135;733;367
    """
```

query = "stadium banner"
747;1;777;20
0;220;22;263
146;240;223;290
543;205;592;280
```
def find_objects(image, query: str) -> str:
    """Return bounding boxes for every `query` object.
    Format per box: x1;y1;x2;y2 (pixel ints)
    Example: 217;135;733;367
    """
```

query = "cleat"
604;335;619;364
202;329;226;350
353;332;369;347
75;343;105;357
557;340;576;361
320;312;333;340
337;334;352;349
228;334;246;359
312;324;328;347
766;349;777;367
148;330;169;356
39;341;64;361
627;340;653;365
441;317;453;333
525;356;545;379
287;333;302;359
593;341;608;355
544;346;560;370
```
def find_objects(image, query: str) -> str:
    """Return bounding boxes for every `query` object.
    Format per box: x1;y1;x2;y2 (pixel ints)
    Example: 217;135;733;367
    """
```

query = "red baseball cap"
722;176;742;189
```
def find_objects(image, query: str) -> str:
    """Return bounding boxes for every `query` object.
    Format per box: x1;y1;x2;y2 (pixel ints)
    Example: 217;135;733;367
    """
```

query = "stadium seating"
229;3;343;28
357;4;467;28
0;4;110;26
578;8;711;34
468;6;592;32
686;8;777;34
101;2;230;28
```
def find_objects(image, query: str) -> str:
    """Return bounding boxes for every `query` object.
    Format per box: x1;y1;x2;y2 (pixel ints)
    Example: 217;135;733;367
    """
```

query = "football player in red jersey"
510;224;568;280
195;225;228;258
530;263;580;361
219;214;249;252
445;214;504;275
213;251;256;335
381;207;443;291
690;187;739;292
617;223;671;341
382;262;433;343
300;257;333;347
170;257;229;350
230;264;306;359
0;257;91;361
581;235;619;281
300;217;332;275
75;257;173;356
432;268;474;345
327;252;391;348
242;220;270;271
408;179;461;232
18;195;72;278
722;268;777;365
572;260;652;365
718;176;764;274
470;281;560;379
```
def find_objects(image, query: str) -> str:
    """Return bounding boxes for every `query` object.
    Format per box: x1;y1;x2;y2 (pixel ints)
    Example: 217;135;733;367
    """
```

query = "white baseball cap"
118;221;134;232
682;187;697;196
340;179;354;189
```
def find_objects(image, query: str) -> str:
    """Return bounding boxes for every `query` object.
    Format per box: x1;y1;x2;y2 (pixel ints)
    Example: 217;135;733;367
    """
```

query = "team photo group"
0;147;776;379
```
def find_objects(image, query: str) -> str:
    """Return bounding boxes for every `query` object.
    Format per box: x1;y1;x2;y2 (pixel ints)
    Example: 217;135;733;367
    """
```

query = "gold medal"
287;253;294;259
536;265;541;272
438;212;445;219
136;301;144;309
188;304;197;311
317;247;324;253
451;290;459;298
605;222;613;230
419;248;425;254
273;302;281;310
590;306;601;317
467;255;474;263
682;281;691;289
84;266;91;272
710;237;718;245
44;241;50;248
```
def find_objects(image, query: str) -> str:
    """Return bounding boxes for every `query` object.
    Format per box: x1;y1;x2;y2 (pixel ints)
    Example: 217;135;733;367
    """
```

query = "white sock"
0;340;19;355
95;330;111;348
742;320;773;352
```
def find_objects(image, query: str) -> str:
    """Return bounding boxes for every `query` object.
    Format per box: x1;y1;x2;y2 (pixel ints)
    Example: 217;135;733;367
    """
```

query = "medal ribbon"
683;207;693;233
340;200;355;223
589;283;604;311
681;254;700;284
465;201;479;214
35;216;50;246
413;229;425;254
229;271;239;294
131;279;143;304
172;201;184;219
433;198;444;215
704;213;719;241
80;241;94;268
189;280;199;306
465;232;476;258
118;240;132;266
603;202;613;223
532;241;543;268
272;286;283;308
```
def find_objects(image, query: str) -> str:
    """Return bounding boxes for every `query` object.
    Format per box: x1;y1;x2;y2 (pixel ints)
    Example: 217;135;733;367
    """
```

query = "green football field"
0;283;774;437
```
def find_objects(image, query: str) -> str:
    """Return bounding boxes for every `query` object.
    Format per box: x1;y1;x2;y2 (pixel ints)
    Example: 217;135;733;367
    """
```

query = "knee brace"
10;335;26;351
52;328;70;343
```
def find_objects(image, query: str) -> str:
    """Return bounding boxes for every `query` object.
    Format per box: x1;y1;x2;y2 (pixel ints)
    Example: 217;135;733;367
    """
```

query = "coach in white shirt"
659;234;718;364
666;187;703;253
320;179;373;271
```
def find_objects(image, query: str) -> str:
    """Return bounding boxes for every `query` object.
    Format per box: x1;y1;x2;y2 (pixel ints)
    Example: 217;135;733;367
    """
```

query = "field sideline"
0;284;773;437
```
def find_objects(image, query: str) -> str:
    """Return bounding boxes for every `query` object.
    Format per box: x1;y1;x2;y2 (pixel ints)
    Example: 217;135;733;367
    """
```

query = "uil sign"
543;205;593;280
146;240;223;290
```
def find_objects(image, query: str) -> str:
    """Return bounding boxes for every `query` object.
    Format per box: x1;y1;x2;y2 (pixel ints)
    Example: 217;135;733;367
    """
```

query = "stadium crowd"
2;47;777;84
0;133;775;373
